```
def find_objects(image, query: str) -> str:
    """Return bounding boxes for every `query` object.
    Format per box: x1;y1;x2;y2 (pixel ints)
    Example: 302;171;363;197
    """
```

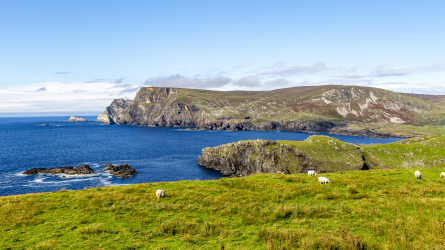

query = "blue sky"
0;0;444;114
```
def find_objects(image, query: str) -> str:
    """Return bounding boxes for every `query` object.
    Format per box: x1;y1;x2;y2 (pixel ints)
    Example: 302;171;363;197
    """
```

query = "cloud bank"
0;81;141;114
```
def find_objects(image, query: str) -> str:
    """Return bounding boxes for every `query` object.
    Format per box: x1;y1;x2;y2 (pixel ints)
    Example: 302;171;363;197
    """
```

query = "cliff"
96;86;445;137
197;135;367;177
198;135;445;177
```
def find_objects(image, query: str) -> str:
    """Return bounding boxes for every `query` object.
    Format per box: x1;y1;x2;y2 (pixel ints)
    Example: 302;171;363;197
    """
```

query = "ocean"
0;116;402;196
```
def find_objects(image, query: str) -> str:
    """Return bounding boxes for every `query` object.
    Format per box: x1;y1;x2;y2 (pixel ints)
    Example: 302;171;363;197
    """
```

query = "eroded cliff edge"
96;86;445;138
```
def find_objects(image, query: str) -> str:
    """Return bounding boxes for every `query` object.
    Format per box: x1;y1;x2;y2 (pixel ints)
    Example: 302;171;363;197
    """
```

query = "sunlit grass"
1;168;445;249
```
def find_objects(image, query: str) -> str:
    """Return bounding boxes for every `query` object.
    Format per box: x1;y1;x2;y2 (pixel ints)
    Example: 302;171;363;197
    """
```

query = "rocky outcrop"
66;116;87;122
197;136;367;177
96;99;134;124
104;164;138;178
23;164;95;175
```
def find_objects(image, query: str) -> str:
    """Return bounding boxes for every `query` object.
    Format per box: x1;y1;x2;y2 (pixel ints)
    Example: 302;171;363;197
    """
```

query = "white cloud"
340;64;445;78
0;81;141;114
258;62;328;77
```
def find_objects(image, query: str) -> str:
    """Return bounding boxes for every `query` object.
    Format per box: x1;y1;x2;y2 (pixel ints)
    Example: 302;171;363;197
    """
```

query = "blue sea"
0;116;402;196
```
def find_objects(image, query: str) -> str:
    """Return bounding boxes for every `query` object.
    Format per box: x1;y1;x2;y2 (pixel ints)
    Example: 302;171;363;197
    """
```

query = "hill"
96;85;445;138
197;135;445;177
1;168;445;249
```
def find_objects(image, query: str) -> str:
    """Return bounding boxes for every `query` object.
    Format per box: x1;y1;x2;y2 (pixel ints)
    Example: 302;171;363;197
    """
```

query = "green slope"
2;169;445;249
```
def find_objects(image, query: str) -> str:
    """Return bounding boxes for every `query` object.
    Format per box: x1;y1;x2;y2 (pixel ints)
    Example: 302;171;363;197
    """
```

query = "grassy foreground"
2;169;445;249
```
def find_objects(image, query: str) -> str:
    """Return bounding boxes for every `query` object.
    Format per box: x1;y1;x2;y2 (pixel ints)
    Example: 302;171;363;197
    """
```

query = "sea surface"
0;116;402;196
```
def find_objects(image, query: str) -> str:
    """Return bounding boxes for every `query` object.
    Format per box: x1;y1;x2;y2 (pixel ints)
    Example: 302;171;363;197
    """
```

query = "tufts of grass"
2;169;445;248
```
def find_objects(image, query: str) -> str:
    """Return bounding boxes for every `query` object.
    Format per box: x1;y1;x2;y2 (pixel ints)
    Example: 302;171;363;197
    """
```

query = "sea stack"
66;116;87;122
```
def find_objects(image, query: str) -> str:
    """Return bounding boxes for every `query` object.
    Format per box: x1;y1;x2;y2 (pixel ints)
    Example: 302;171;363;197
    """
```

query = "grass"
2;169;445;249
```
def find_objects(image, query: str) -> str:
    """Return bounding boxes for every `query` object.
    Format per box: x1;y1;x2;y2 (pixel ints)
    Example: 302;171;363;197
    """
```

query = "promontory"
96;86;445;138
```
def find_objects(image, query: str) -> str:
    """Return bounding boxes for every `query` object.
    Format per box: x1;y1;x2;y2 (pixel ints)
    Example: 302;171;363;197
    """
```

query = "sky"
0;0;444;115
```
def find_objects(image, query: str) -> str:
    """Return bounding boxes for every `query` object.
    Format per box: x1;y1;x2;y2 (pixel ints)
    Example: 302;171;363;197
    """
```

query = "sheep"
414;171;421;179
156;189;165;199
441;172;445;179
308;170;317;177
318;176;330;184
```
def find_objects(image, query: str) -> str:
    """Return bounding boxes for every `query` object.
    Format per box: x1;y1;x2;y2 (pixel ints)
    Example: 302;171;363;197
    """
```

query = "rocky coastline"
94;86;438;138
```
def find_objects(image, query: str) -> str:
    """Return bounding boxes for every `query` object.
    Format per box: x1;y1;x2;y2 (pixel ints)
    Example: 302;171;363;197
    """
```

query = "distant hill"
96;85;445;138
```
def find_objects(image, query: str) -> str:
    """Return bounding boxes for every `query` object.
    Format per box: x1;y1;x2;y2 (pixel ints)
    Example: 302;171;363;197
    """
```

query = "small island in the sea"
65;116;87;122
23;163;139;178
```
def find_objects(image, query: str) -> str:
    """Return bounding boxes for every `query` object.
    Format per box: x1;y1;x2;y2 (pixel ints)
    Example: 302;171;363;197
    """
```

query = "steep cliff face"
96;88;208;126
197;135;367;177
96;99;134;124
96;86;445;137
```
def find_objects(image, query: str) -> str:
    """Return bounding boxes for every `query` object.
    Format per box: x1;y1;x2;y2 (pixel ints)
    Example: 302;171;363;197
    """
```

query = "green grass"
363;135;445;169
2;169;445;249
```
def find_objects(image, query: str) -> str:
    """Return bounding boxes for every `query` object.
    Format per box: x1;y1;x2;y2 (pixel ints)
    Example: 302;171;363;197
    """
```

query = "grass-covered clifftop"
198;135;445;178
2;169;445;249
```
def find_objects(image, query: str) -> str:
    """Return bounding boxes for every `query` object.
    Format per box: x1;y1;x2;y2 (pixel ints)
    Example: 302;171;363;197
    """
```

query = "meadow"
2;168;445;249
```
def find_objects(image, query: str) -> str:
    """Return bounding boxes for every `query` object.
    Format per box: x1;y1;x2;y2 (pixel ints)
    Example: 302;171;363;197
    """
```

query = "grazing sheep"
318;177;330;184
441;172;445;179
156;189;165;199
414;171;421;179
308;170;317;176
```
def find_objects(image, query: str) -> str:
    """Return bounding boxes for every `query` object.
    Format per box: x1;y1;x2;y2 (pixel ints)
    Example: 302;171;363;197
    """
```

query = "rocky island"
23;164;96;175
96;86;445;138
104;164;138;178
66;116;87;122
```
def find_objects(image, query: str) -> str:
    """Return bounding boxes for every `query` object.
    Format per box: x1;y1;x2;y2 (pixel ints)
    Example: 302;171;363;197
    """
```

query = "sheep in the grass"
318;177;330;184
414;171;422;179
441;172;445;179
156;189;165;199
308;170;317;176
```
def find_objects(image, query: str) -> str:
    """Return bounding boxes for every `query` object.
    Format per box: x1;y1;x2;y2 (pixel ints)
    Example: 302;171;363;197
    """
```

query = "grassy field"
2;168;445;249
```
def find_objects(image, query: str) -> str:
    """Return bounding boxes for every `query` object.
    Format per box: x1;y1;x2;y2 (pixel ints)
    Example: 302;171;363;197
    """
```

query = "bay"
0;116;401;196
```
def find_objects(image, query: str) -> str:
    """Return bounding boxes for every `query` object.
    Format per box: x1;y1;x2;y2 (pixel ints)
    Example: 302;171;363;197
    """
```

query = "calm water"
0;116;402;196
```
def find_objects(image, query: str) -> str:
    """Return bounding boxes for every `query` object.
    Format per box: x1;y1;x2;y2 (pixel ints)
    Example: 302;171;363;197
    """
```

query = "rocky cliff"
96;86;445;137
197;135;367;177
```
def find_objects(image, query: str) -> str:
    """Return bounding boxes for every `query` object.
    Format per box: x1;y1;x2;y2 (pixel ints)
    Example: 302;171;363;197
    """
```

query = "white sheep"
318;176;330;184
308;170;317;176
441;172;445;179
414;171;421;179
156;189;165;199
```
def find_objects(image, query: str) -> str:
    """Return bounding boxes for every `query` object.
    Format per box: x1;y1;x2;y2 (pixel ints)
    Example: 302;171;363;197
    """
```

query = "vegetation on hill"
198;135;445;178
97;85;445;138
2;169;445;249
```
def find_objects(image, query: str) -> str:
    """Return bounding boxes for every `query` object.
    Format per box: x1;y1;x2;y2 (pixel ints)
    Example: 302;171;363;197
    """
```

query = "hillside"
96;85;445;138
198;135;445;177
1;169;445;249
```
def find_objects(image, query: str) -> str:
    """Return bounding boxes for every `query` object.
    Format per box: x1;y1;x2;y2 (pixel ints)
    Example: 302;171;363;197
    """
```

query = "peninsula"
96;86;445;138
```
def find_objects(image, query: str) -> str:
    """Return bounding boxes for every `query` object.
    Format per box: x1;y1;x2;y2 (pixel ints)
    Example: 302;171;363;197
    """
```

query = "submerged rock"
104;164;138;178
66;116;87;122
23;164;96;175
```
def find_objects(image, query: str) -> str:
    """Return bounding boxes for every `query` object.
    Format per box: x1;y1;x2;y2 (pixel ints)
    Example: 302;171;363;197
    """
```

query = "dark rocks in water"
104;164;138;179
23;164;96;175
